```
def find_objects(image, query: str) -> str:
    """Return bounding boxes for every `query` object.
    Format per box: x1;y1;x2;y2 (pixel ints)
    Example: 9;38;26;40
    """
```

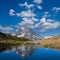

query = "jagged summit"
16;26;41;40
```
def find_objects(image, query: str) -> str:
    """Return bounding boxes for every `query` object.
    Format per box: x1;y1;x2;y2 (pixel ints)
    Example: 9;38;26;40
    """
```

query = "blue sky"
0;0;60;37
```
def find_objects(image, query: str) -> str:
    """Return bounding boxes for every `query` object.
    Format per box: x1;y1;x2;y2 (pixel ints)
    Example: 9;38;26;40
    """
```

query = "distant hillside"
0;32;7;40
39;35;60;50
0;32;30;41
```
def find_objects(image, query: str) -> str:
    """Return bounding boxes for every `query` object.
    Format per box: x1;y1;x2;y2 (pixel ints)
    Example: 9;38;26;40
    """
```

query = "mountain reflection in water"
0;44;60;60
0;44;39;58
16;44;38;57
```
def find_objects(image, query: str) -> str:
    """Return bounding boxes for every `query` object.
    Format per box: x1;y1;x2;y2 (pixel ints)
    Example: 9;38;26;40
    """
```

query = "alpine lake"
0;43;60;60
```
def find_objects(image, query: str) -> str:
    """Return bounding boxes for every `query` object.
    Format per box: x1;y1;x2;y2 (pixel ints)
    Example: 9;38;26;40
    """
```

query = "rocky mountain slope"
0;32;30;41
16;26;41;40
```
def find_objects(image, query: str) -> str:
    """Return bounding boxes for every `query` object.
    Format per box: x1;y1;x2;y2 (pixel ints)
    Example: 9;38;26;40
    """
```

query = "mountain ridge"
16;26;41;40
0;32;31;41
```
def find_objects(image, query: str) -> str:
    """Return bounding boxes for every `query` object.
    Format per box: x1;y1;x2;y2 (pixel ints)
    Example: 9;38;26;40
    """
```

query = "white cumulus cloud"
52;7;60;17
37;5;42;9
16;10;36;18
18;17;39;28
9;9;15;16
19;2;34;9
35;18;60;32
0;25;14;33
42;12;51;18
33;0;42;4
52;7;60;12
23;17;39;22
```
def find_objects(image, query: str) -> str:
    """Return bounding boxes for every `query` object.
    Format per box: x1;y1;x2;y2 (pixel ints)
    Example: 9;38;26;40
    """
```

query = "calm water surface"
0;45;60;60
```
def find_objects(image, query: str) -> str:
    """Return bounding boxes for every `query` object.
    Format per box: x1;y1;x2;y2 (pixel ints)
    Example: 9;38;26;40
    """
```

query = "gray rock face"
16;44;38;57
16;26;41;40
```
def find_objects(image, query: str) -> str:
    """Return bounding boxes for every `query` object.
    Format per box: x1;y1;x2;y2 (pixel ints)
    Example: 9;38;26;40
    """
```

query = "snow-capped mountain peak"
16;26;41;40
